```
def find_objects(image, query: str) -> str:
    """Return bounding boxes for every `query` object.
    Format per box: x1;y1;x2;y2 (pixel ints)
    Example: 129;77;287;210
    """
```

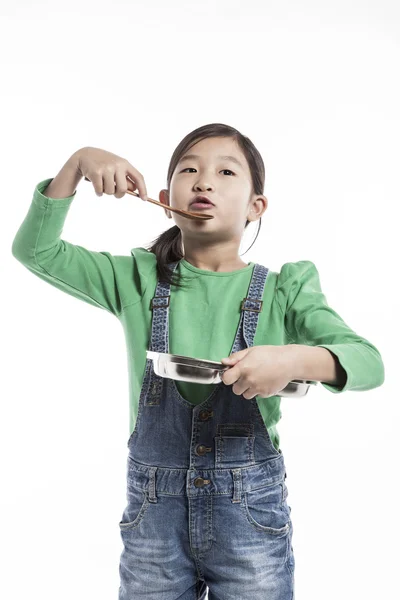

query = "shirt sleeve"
276;260;385;393
11;178;142;317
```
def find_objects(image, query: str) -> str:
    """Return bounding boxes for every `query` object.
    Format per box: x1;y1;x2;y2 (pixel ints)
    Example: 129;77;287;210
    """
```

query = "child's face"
159;137;267;240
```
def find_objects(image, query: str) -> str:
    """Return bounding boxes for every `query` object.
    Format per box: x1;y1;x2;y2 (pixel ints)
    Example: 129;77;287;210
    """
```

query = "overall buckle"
241;297;263;312
150;296;170;310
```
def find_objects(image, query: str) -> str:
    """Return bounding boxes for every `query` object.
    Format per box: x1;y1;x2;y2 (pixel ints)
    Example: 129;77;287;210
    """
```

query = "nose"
194;176;214;193
194;183;213;192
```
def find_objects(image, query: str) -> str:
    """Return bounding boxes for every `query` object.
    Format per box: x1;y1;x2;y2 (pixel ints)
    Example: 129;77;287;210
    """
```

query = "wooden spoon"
125;190;214;220
83;176;213;220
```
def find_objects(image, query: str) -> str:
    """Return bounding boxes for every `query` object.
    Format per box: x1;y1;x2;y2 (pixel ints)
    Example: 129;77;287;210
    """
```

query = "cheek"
169;181;185;202
226;204;247;221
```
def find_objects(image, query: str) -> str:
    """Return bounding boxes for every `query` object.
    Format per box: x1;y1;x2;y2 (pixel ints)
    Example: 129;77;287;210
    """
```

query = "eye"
180;168;235;176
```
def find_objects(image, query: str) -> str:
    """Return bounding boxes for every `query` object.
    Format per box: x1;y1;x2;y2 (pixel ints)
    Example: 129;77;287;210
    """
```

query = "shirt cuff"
33;178;77;209
316;344;352;393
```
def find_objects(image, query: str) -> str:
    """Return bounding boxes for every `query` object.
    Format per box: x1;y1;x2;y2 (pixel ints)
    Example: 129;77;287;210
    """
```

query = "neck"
182;243;248;273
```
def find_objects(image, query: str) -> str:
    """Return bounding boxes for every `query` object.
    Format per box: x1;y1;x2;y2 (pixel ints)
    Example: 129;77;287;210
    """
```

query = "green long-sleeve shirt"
11;178;385;451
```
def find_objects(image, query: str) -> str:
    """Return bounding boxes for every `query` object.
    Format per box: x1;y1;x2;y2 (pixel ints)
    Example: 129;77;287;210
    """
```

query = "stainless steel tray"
146;351;317;398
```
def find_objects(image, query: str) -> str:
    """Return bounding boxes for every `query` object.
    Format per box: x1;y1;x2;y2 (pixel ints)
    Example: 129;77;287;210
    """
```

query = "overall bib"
118;261;295;600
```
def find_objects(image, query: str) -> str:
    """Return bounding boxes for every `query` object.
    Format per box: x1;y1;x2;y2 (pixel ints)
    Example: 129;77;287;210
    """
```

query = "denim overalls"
118;261;295;600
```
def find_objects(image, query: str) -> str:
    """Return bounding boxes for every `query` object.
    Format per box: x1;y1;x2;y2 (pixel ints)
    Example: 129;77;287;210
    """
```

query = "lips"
190;196;215;207
190;203;215;211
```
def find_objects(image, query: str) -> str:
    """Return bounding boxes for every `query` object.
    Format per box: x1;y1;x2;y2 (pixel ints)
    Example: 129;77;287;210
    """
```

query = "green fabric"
11;178;385;451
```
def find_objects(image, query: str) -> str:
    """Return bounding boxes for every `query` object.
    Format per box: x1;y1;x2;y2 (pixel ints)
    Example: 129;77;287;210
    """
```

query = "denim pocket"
119;484;150;530
215;436;255;468
241;482;290;535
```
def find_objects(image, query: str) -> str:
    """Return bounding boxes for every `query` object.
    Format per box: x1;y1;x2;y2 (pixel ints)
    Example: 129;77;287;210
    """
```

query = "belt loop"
231;469;242;504
148;467;158;503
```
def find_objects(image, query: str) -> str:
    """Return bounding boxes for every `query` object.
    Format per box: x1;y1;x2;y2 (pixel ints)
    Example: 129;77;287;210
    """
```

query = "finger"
222;349;247;363
232;379;249;396
103;170;117;195
125;175;138;194
125;175;140;198
221;366;237;386
114;169;128;198
221;357;240;366
242;387;257;400
126;165;148;201
91;172;104;196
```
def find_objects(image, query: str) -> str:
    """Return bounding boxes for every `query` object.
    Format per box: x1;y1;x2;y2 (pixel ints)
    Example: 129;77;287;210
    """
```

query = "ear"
248;193;268;221
159;189;172;219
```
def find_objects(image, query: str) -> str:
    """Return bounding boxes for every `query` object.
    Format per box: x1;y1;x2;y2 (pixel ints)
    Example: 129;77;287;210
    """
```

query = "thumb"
221;348;249;363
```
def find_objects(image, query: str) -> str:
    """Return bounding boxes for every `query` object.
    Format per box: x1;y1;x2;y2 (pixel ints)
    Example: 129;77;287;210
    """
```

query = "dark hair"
144;123;265;289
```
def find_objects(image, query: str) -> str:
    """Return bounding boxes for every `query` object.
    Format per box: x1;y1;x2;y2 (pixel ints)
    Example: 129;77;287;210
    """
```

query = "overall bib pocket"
215;435;256;468
215;423;255;468
119;483;151;530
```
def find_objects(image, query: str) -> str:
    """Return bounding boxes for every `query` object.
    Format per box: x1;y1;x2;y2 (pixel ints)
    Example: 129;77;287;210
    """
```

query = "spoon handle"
126;189;167;208
125;189;213;220
84;177;211;219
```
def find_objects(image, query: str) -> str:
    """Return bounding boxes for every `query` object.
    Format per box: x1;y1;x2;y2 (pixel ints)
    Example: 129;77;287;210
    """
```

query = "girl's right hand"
75;146;148;200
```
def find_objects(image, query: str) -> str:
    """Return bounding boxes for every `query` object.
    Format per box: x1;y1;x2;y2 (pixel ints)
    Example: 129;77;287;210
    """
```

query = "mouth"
190;202;215;211
189;196;215;209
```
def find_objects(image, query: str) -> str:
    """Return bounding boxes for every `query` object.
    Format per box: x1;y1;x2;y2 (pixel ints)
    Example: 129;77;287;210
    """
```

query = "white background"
2;1;399;598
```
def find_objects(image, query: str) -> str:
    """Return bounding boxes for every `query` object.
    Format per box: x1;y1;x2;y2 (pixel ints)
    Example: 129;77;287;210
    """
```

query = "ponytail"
145;224;190;289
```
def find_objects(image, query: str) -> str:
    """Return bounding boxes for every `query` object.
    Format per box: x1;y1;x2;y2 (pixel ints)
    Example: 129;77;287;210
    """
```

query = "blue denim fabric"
118;262;295;599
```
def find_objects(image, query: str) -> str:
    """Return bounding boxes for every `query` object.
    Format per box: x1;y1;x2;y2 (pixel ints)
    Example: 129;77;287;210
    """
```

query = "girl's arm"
276;260;385;393
11;175;138;317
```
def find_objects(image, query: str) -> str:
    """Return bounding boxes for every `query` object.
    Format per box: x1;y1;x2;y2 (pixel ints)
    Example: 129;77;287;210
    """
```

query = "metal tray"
146;351;317;398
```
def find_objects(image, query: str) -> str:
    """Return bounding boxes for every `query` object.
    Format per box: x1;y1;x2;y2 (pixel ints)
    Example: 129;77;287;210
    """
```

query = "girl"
11;123;385;600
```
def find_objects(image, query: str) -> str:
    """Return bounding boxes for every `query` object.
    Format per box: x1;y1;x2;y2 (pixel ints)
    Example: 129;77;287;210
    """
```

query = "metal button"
193;477;210;487
195;444;212;456
199;410;213;421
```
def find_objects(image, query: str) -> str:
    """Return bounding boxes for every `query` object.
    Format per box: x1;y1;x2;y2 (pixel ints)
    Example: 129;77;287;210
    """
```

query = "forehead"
177;137;247;171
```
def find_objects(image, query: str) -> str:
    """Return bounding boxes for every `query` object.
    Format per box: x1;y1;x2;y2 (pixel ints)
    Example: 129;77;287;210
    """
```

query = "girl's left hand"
220;345;295;399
